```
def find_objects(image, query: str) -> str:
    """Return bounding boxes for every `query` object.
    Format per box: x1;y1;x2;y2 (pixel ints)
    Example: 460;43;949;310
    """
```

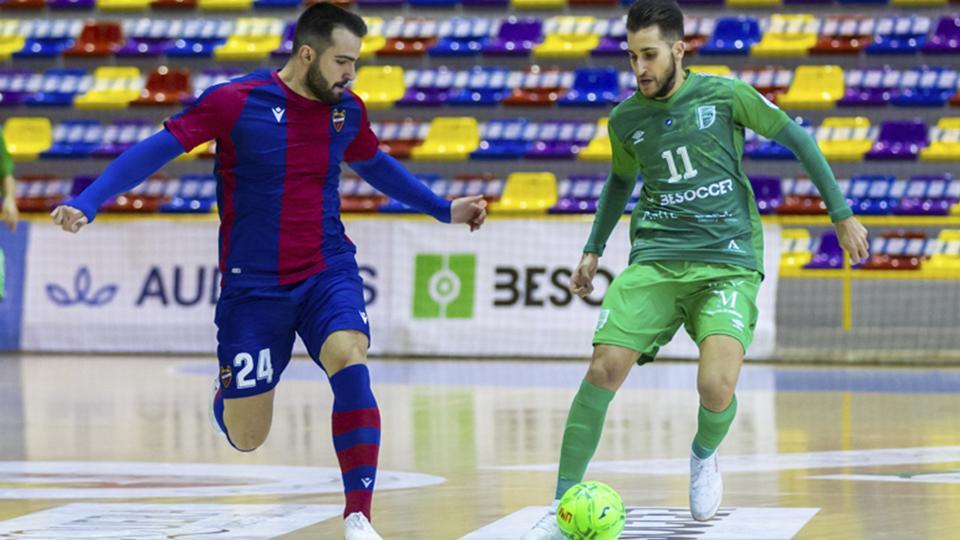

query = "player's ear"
673;39;685;61
297;44;315;64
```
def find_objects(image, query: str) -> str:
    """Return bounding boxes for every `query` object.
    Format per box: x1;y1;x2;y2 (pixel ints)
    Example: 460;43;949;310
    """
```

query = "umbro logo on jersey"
333;109;346;132
697;105;716;130
272;107;285;123
631;130;645;143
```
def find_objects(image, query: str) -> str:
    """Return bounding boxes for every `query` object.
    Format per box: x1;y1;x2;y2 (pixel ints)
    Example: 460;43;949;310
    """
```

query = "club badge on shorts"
219;365;233;389
332;109;346;133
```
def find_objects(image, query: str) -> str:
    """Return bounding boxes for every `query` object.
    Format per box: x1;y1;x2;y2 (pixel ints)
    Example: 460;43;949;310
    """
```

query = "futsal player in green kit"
522;0;870;536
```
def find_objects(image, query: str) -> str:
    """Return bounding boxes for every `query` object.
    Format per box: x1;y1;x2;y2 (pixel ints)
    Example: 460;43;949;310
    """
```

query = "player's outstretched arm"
51;129;185;233
351;150;486;230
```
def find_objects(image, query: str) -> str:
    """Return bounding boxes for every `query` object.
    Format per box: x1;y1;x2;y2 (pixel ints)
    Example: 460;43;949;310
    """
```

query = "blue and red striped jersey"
164;69;380;286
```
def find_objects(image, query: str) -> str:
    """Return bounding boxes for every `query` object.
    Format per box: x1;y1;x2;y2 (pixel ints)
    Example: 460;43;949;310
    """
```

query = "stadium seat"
728;0;779;6
689;64;733;78
447;67;510;106
339;176;387;213
372;119;428;159
448;173;503;203
360;17;385;59
750;175;782;214
271;21;295;58
534;17;600;59
816;116;874;161
592;17;626;56
490;172;558;214
411;117;480;161
780;228;813;270
102;175;171;214
747;118;813;159
0;20;26;61
93;120;156;156
866;16;930;54
461;0;508;7
890;67;957;107
41;120;102;158
14;20;82;59
837;67;898;107
48;0;95;9
923;16;960;54
133;66;191;106
198;0;251;10
845;175;897;214
751;14;818;57
0;70;35;106
116;19;174;57
3;117;52;161
526;121;595;159
483;18;543;56
559;68;620;107
778;177;827;214
214;18;282;61
502;67;572;106
924;230;960;276
160;174;217;213
379;17;438;57
378;174;446;213
512;0;564;8
579;118;611;161
150;0;197;8
0;0;46;8
777;66;843;109
811;16;874;55
24;68;90;107
698;16;761;56
354;66;405;109
13;175;72;213
920;118;960;161
893;175;954;215
682;16;716;56
74;66;143;109
471;118;530;159
739;66;792;102
865;120;929;160
805;230;847;269
397;68;456;107
64;21;123;57
165;20;232;58
99;0;150;9
892;0;945;5
549;174;605;214
429;17;493;57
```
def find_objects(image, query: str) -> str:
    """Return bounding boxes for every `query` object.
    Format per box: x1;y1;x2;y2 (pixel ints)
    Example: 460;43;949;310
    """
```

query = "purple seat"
48;0;94;7
482;18;542;57
677;0;722;4
749;175;782;214
0;70;36;107
893;175;955;215
864;120;929;160
592;36;627;56
397;69;455;107
461;0;509;6
805;231;848;269
525;121;594;160
271;22;295;58
116;39;170;57
837;68;896;108
922;16;960;54
93;120;156;157
355;0;404;6
549;174;604;214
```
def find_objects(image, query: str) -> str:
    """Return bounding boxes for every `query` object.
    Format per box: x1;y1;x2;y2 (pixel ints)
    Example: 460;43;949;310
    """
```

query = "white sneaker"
520;501;565;540
344;512;382;540
689;451;723;521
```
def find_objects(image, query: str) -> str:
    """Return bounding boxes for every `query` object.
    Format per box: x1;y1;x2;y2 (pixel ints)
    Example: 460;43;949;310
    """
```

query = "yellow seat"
214;18;282;61
816;117;873;162
689;65;733;78
411;118;480;161
198;0;252;10
534;17;599;59
98;0;150;10
490;172;558;214
777;65;844;109
579;118;611;162
780;228;812;271
751;14;818;57
3;117;52;161
512;0;564;8
175;141;213;162
924;230;960;277
353;66;405;110
920;118;960;162
892;0;945;5
361;17;385;59
74;67;143;110
0;20;25;61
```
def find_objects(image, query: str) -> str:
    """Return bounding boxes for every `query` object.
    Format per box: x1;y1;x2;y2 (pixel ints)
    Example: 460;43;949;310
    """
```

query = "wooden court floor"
1;354;959;539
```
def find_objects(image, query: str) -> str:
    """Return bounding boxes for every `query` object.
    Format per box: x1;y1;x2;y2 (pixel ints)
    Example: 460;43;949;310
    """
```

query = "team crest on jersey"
219;366;233;389
697;105;716;130
332;109;346;132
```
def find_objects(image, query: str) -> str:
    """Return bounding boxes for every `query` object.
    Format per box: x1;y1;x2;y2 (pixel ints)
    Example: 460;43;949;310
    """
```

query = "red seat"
502;68;566;107
133;67;192;106
862;254;922;270
950;90;960;106
777;195;827;215
376;119;425;160
64;22;124;57
0;0;46;9
16;175;69;213
810;17;871;55
149;0;196;8
101;175;170;213
378;37;438;57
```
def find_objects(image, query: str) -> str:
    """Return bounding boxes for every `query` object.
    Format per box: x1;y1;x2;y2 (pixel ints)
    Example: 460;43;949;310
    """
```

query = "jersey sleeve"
344;94;380;163
731;79;791;140
0;127;12;178
609;120;638;179
163;83;237;152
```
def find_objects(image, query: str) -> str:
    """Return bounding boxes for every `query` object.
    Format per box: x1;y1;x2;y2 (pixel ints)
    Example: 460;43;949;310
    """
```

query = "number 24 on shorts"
234;349;274;389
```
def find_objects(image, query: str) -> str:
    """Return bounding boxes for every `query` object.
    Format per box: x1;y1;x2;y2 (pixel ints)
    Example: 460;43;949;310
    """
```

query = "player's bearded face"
305;60;344;104
627;26;684;99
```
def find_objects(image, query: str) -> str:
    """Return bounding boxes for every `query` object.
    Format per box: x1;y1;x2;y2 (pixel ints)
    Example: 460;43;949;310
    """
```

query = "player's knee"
585;359;627;391
224;423;269;452
698;376;735;410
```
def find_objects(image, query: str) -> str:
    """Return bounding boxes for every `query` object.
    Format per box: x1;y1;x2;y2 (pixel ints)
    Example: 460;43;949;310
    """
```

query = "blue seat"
24;69;90;107
558;68;621;107
747;119;814;160
890;68;957;107
165;20;232;58
698;17;761;56
0;70;37;107
41;120;103;159
14;19;82;59
429;18;492;57
410;0;459;5
161;174;218;214
750;175;783;214
379;175;447;213
253;0;300;7
471;118;531;160
447;67;510;106
845;175;897;215
865;16;930;55
549;174;605;214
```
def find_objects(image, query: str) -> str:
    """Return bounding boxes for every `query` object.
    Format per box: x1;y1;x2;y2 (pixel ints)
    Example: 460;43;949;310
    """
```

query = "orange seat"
150;0;197;7
101;175;171;213
64;22;124;57
1;0;45;8
777;195;826;215
15;175;69;213
133;67;192;106
375;119;426;159
502;68;567;107
379;37;438;57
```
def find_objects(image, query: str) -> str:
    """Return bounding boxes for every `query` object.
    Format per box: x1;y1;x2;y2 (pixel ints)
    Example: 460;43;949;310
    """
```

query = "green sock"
555;379;615;500
692;395;738;459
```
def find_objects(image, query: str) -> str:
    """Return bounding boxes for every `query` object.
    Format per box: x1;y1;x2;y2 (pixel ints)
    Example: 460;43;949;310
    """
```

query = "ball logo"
413;254;476;319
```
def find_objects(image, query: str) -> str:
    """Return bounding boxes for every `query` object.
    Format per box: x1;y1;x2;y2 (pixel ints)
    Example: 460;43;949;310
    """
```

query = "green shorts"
593;260;761;364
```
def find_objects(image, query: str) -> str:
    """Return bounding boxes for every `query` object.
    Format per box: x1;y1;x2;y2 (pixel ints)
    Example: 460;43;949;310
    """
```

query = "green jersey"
587;70;793;274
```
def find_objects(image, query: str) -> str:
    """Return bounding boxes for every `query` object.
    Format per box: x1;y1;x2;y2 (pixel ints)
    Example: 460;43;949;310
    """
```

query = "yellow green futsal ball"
556;481;626;540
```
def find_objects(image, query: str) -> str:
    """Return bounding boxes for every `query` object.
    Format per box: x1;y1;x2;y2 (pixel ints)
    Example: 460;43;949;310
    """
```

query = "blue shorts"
215;265;370;399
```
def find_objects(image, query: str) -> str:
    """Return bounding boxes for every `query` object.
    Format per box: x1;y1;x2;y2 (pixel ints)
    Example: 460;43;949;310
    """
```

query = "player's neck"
655;68;687;101
277;65;318;102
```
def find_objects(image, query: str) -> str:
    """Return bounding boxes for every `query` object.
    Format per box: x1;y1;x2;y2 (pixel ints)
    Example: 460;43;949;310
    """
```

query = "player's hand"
1;195;18;232
450;195;487;232
570;252;599;298
51;205;89;234
835;216;869;264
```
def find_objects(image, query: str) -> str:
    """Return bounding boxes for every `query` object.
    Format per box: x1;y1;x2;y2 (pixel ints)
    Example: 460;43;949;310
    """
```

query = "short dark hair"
626;0;684;42
292;2;367;55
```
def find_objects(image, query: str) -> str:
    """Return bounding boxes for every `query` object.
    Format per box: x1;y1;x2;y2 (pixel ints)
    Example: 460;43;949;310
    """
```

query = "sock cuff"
700;394;738;420
576;379;615;409
330;364;376;411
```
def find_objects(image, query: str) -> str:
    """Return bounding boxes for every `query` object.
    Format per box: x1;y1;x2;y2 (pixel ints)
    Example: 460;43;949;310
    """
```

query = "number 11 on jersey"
661;146;698;183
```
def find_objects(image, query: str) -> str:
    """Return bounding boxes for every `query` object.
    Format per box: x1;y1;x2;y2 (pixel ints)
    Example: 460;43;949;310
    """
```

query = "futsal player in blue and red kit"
51;4;487;538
